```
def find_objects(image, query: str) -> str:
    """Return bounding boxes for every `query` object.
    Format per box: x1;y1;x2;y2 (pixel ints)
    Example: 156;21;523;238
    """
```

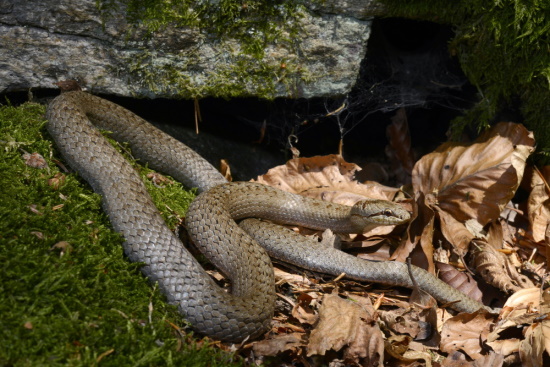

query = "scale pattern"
46;91;489;342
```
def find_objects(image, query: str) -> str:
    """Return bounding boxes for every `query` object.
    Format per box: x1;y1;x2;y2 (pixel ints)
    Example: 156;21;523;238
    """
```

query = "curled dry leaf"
503;287;543;310
440;310;494;360
307;292;384;365
527;167;550;242
273;267;313;287
436;262;483;302
487;289;550;362
412;122;535;250
472;240;535;294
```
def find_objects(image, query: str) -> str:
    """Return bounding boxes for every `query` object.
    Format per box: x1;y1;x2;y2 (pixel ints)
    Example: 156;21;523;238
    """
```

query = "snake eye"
383;209;394;216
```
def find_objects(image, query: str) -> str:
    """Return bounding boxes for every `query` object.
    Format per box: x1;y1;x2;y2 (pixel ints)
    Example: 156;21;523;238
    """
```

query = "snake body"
46;91;488;342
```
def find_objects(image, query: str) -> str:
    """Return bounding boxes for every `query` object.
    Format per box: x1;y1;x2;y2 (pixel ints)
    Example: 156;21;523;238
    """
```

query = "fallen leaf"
23;321;33;330
22;152;48;169
48;172;66;190
307;292;384;365
291;293;318;326
472;240;535;294
519;323;544;367
252;333;306;357
412;122;535;251
527;167;550;242
440;310;494;359
436;262;483;302
503;287;542;310
255;154;401;202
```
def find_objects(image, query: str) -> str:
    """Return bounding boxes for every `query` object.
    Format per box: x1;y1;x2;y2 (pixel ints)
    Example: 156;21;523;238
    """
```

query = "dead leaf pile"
222;120;550;366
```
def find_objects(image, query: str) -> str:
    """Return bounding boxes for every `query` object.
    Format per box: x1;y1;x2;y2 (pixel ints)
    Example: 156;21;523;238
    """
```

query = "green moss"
381;0;550;163
0;102;242;366
98;0;314;99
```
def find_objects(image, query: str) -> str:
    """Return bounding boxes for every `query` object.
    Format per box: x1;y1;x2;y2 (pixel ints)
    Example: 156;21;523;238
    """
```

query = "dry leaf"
392;191;435;269
413;122;534;225
47;172;66;190
503;287;543;310
255;154;400;202
146;172;173;186
527;167;550;242
22;152;47;169
519;323;545;367
440;310;494;359
220;159;232;182
472;240;535;294
291;293;318;326
307;292;384;365
274;267;313;286
252;333;306;357
412;122;535;250
436;262;483;302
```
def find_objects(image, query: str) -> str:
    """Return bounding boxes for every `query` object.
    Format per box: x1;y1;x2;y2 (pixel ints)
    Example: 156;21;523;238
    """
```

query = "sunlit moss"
0;101;241;366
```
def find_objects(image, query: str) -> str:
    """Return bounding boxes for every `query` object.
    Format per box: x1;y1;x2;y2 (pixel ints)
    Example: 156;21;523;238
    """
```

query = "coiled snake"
46;91;489;342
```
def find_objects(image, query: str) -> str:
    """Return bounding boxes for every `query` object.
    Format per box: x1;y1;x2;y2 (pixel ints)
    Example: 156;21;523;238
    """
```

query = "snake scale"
46;91;489;342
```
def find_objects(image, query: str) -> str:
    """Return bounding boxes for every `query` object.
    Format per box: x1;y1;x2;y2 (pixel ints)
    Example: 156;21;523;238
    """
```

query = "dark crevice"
4;18;478;179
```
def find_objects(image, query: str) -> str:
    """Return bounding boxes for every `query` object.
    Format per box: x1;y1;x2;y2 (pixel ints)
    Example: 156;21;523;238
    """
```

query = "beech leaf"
412;122;534;227
440;311;494;359
307;292;384;365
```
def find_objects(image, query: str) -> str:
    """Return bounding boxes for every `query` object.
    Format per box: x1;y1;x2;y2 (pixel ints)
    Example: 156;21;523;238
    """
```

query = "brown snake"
46;91;489;342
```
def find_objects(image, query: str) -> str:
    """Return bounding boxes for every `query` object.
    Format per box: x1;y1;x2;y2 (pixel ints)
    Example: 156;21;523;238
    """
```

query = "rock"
0;0;380;99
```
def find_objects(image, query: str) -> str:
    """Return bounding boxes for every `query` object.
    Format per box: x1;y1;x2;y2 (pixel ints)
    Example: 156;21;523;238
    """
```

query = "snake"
46;91;490;342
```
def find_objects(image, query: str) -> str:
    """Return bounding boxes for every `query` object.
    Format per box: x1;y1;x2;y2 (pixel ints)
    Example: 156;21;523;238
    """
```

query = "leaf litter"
213;117;550;366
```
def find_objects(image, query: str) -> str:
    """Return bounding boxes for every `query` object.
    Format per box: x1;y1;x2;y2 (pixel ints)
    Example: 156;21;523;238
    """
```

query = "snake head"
350;200;411;232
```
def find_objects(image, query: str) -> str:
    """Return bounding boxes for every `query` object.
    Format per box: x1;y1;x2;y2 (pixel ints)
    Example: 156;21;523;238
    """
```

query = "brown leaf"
527;167;550;242
392;191;435;270
412;122;534;250
472;240;535;294
220;159;232;182
440;310;494;359
386;108;414;184
307;292;384;365
23;321;33;330
252;333;306;357
379;308;430;340
437;209;475;255
50;241;72;256
22;152;47;169
255;154;400;201
47;173;66;190
291;293;318;326
54;79;82;92
436;262;483;302
146;172;173;187
519;323;545;367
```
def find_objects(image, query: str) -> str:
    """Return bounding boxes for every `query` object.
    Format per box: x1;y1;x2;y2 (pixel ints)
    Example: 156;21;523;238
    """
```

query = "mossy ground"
0;101;242;366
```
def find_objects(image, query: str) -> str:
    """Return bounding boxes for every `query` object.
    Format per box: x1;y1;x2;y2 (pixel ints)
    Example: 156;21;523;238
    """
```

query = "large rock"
0;0;379;99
